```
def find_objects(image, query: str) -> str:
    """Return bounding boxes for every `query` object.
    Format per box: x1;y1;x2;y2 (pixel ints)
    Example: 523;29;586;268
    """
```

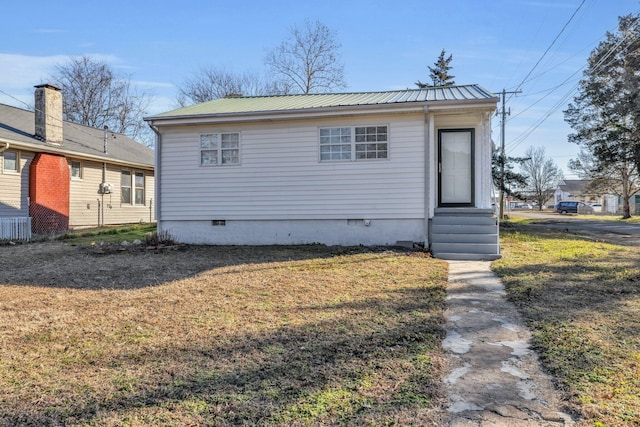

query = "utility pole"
497;89;521;220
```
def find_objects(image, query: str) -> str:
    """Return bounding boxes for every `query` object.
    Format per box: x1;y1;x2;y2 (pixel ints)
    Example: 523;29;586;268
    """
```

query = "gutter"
145;99;499;127
0;138;152;170
0;141;9;154
148;124;161;231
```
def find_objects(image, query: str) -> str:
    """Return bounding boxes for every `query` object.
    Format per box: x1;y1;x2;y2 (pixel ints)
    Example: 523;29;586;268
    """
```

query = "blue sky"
1;0;639;176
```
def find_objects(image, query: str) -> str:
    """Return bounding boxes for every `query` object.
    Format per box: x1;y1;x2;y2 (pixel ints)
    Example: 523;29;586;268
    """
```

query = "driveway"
507;211;640;246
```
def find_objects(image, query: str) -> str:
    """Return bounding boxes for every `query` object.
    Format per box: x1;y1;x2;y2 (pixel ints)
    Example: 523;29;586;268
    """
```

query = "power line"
505;15;640;153
507;0;587;103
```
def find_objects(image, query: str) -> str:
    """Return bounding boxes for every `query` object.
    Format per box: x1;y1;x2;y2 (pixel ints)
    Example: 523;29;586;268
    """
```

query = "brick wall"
29;153;70;233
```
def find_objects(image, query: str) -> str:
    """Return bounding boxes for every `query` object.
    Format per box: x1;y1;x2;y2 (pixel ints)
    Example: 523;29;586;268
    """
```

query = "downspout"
101;126;108;227
423;106;430;250
0;141;10;154
148;123;161;231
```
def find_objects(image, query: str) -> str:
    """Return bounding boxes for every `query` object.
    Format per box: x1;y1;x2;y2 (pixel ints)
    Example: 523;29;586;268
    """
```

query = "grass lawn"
493;223;640;426
56;223;157;245
0;243;449;426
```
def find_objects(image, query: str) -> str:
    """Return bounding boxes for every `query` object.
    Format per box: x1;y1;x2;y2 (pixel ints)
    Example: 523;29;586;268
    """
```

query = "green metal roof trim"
148;84;497;119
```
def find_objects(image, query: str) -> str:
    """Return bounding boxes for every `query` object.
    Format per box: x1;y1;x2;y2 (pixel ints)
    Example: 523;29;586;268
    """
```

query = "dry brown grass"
493;224;640;426
0;242;448;426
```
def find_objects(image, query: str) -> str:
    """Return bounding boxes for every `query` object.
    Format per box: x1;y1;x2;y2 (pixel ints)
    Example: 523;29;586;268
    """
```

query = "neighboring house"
1;84;155;238
554;179;617;213
145;85;500;259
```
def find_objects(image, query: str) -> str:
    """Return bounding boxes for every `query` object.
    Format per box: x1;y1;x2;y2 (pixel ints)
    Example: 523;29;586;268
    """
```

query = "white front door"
438;129;474;207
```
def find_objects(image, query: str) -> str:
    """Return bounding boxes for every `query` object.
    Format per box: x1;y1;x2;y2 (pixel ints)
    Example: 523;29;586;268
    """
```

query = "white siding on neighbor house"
0;150;33;217
159;113;426;221
68;159;155;227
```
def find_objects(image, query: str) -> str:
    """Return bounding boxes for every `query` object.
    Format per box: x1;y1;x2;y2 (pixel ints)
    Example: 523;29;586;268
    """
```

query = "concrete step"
432;215;497;226
431;242;500;255
432;224;499;235
431;233;498;244
435;208;495;216
432;252;502;261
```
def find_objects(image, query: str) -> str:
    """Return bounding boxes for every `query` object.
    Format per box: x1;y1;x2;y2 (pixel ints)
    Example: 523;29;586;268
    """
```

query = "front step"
434;252;502;261
430;209;500;260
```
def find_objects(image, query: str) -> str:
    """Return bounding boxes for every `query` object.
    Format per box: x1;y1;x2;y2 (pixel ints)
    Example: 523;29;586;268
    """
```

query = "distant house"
554;179;617;213
145;85;500;259
1;84;155;238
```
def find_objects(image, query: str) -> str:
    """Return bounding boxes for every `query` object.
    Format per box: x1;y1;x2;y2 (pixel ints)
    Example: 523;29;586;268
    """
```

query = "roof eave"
0;136;153;169
146;98;498;127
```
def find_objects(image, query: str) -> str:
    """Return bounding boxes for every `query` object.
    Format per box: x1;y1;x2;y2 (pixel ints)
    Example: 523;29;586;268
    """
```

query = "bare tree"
49;56;152;143
265;20;346;94
176;67;286;107
520;146;564;210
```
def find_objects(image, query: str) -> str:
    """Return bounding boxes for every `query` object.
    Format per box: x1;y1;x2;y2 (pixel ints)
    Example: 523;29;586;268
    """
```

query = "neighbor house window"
69;159;82;179
3;150;18;173
134;171;144;205
200;132;240;166
320;126;388;161
121;170;146;206
121;170;131;204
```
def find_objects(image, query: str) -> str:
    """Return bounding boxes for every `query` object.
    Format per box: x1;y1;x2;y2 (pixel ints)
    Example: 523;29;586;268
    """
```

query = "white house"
145;86;500;259
554;179;618;213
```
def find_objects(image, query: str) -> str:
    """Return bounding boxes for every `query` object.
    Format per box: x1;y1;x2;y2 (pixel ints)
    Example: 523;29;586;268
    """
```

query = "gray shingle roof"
147;84;497;120
558;180;593;194
0;103;154;168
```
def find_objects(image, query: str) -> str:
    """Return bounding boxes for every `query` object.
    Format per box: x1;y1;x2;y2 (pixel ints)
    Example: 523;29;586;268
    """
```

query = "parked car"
554;201;594;214
591;203;602;213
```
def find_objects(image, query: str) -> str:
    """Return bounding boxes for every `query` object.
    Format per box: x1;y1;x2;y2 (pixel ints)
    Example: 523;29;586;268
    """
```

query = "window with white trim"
69;159;82;179
200;132;240;166
120;170;146;206
121;170;131;204
320;126;388;161
134;171;144;205
3;150;19;173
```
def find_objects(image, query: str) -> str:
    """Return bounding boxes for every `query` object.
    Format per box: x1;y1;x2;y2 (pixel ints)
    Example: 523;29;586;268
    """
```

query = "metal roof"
147;84;497;120
0;103;154;168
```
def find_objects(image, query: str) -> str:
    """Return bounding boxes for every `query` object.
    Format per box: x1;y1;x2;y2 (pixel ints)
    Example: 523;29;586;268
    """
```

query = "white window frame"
2;149;19;173
134;171;145;205
69;159;82;180
120;169;146;206
200;132;241;166
319;125;389;162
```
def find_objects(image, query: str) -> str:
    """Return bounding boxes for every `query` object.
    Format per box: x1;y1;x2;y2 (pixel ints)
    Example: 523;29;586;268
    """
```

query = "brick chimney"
34;84;63;145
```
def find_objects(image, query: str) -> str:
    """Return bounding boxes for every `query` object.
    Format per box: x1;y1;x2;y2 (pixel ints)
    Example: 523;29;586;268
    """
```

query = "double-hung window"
121;170;146;206
69;159;82;179
200;132;240;166
319;126;388;161
3;150;19;173
134;172;145;205
121;170;132;204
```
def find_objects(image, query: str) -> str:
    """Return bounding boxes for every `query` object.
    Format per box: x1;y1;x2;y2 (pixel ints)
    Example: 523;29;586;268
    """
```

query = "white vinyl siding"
0;150;32;217
158;114;425;221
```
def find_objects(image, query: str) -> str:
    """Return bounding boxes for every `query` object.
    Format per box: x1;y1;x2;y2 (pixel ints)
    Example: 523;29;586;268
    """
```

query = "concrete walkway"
442;261;575;426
